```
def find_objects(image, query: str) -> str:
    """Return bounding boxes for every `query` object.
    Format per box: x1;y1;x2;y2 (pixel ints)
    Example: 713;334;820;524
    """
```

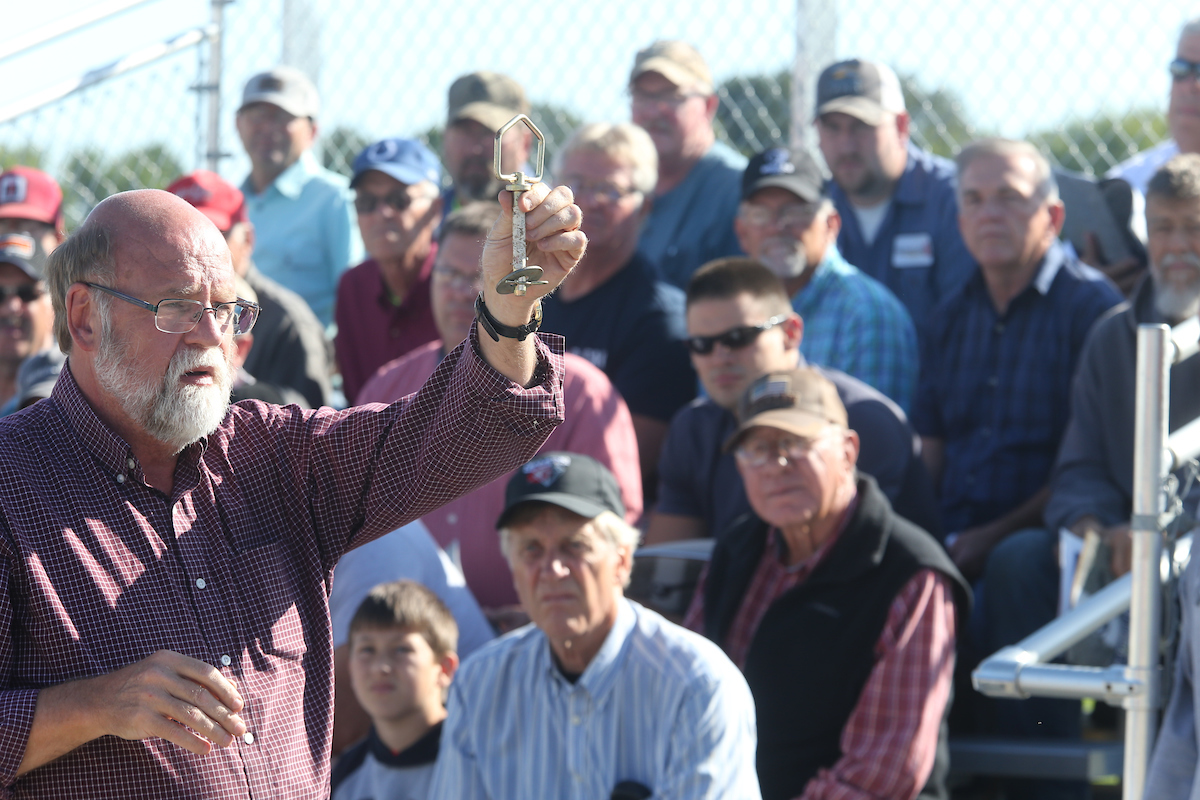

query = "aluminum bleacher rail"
973;323;1199;799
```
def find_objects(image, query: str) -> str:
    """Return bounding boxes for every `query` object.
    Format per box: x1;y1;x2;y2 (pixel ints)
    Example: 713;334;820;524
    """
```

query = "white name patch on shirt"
892;232;935;268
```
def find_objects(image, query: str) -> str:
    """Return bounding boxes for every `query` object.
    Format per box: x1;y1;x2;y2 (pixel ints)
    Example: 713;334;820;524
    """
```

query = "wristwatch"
474;293;543;342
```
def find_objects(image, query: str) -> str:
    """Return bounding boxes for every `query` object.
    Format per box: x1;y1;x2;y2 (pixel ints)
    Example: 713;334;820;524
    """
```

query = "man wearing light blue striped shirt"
428;452;760;800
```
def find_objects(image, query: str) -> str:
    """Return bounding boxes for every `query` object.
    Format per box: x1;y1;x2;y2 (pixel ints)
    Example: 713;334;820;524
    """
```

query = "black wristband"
474;293;543;342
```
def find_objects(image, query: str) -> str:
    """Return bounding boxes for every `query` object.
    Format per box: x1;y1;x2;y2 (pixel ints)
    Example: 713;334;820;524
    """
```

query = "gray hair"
1147;153;1200;203
955;138;1059;205
46;222;117;353
552;122;658;197
499;508;640;587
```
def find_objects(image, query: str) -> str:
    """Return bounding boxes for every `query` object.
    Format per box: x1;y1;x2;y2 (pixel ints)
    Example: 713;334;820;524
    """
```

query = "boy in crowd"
331;581;460;800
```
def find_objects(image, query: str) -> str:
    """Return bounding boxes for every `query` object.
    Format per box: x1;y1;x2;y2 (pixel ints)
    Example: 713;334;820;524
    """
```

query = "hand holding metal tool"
494;114;550;295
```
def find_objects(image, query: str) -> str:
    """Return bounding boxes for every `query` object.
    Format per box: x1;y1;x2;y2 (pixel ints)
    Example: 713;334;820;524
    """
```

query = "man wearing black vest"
684;368;969;800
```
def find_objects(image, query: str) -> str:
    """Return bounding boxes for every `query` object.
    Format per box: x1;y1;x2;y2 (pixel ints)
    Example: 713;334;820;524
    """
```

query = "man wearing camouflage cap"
629;40;747;290
236;66;363;328
441;71;534;220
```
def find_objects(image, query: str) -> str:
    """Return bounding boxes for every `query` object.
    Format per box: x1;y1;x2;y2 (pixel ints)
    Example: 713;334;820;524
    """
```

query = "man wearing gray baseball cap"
235;66;363;329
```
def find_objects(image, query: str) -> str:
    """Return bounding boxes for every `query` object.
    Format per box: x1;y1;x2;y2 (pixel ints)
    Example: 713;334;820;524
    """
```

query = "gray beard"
94;316;233;455
1153;252;1200;322
758;237;810;281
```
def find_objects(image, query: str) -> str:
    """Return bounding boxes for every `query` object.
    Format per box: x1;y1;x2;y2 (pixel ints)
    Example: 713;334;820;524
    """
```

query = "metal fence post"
792;0;836;156
205;0;226;172
1125;324;1169;800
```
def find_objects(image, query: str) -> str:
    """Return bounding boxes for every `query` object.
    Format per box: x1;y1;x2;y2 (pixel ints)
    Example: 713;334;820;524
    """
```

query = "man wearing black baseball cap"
814;59;974;337
0;233;54;413
733;146;918;411
429;452;761;799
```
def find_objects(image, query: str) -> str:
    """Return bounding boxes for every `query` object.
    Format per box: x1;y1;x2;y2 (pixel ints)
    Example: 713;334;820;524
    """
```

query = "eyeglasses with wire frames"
686;314;789;355
628;87;708;109
81;282;260;336
734;431;832;469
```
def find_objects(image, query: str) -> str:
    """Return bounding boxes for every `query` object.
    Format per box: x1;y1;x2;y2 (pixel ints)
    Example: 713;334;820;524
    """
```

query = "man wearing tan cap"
686;368;968;800
629;40;746;290
235;66;363;329
442;71;533;219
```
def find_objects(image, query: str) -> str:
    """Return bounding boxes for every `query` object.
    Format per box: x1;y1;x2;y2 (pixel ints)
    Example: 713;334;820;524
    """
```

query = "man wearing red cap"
168;170;332;407
0;166;66;256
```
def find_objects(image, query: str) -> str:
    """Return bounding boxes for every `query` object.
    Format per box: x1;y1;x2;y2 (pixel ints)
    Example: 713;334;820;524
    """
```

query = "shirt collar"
244;150;321;200
1031;240;1066;295
793;246;849;304
541;596;636;702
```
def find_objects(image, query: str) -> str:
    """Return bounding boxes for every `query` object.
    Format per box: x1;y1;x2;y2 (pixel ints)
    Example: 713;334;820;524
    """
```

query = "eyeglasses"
739;203;821;229
432;265;480;293
563;179;642;205
629;88;707;109
0;283;46;304
82;282;260;336
1170;58;1200;82
686;314;789;355
354;189;423;215
735;433;827;469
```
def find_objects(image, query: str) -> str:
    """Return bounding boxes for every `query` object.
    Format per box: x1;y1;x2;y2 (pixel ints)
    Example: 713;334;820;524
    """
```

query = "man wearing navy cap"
735;147;918;410
0;233;54;412
336;138;444;403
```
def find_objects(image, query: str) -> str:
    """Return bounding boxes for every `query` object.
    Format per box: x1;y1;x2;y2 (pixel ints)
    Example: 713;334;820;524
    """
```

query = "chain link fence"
0;0;1194;229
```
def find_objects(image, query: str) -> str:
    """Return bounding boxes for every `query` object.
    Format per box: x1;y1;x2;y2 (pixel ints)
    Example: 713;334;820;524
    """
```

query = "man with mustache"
441;72;533;221
0;183;584;797
815;59;975;336
629;40;746;290
0;234;55;412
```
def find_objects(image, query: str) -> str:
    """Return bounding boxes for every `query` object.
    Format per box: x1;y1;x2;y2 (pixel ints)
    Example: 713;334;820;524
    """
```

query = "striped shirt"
0;326;564;799
793;247;919;412
429;598;761;800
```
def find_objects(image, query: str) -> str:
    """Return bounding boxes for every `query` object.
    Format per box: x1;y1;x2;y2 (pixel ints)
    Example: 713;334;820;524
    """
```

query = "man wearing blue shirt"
630;40;746;291
236;66;363;328
815;59;975;335
734;146;918;410
429;453;760;800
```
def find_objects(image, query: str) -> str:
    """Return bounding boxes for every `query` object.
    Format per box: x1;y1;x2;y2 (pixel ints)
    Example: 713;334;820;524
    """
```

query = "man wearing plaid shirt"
686;368;968;800
0;182;584;797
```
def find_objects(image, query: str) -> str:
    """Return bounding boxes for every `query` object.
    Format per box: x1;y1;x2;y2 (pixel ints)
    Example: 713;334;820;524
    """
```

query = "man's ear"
65;283;99;352
703;92;719;122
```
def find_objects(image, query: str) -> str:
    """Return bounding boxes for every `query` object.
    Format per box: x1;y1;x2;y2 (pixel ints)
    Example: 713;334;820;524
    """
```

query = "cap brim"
631;58;709;91
239;93;314;119
450;102;517;132
816;97;888;126
744;175;824;203
0;202;58;227
0;256;42;281
350;164;437;189
193;207;233;232
722;409;832;453
496;492;609;530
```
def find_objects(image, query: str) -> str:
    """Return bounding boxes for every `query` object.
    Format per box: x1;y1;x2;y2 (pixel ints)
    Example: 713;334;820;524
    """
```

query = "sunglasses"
0;284;46;303
1170;58;1200;82
686;314;789;355
354;189;417;215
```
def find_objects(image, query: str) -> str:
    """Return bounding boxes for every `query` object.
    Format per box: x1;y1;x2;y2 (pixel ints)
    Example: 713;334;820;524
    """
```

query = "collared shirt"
335;248;439;405
793;246;920;411
0;327;564;798
829;143;976;337
684;519;957;800
242;150;364;328
911;242;1123;533
429;598;761;800
357;342;643;608
1107;138;1178;195
637;141;747;290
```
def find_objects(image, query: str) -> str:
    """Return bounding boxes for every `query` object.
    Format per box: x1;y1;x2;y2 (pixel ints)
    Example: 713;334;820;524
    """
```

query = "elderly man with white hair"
430;451;760;800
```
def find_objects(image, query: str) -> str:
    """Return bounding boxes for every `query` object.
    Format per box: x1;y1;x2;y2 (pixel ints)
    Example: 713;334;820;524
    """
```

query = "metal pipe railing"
0;25;216;126
1170;315;1200;366
204;1;227;172
0;0;161;63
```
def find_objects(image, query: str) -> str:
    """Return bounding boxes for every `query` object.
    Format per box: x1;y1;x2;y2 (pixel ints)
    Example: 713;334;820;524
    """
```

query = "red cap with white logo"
0;167;64;233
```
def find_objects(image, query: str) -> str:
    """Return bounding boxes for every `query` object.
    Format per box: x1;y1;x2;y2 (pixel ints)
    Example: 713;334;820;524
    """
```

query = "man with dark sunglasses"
1109;18;1200;196
0;233;54;413
335;138;443;403
645;256;939;546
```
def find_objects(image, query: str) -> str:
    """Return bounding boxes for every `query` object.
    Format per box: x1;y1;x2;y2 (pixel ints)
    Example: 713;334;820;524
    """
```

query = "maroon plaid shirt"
0;328;564;799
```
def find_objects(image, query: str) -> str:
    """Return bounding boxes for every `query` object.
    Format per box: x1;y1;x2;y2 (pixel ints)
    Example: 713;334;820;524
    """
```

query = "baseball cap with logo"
629;40;713;92
351;138;442;189
447;72;530;132
742;147;825;203
497;452;626;529
724;369;848;452
239;66;320;118
815;59;906;126
166;171;247;232
0;233;48;281
0;167;64;232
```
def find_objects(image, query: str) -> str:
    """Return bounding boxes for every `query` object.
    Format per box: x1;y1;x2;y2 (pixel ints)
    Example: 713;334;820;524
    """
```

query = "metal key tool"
494;114;550;295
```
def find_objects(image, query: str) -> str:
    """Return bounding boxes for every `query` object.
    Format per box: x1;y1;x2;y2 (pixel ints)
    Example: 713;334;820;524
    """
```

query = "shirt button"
390;328;400;339
196;578;207;589
126;458;136;470
115;474;125;484
988;375;999;388
571;715;581;725
447;513;458;525
221;654;232;666
242;732;255;745
980;427;992;438
994;322;1005;334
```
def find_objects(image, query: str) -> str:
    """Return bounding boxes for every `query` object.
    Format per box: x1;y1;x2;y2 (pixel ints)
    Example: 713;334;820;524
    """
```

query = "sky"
0;0;1192;183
